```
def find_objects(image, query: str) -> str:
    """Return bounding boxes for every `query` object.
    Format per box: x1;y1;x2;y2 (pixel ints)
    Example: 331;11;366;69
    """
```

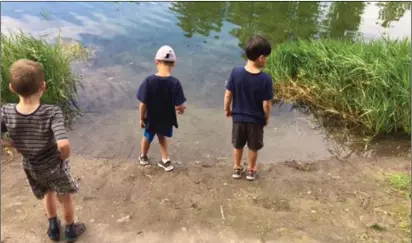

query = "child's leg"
232;123;247;179
24;169;61;241
141;136;151;156
246;124;264;181
140;129;155;165
53;161;85;241
57;194;75;225
233;148;243;168
44;191;58;218
248;149;258;170
157;135;169;161
157;127;174;172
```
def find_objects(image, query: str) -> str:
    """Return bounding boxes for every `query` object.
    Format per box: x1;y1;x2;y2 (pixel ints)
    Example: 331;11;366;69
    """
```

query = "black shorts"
232;122;264;151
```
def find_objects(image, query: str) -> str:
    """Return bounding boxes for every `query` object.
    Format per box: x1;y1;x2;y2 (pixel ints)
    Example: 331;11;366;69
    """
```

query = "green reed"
1;32;86;123
266;38;411;137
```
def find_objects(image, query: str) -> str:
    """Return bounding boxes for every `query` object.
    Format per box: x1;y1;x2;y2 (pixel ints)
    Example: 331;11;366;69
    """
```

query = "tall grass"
1;32;86;123
266;38;411;137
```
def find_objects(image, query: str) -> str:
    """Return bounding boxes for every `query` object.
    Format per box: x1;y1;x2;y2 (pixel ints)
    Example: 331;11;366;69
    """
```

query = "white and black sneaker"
158;160;174;172
139;155;149;165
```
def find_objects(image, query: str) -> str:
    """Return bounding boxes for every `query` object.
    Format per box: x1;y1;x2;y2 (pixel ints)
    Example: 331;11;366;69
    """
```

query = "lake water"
1;2;410;162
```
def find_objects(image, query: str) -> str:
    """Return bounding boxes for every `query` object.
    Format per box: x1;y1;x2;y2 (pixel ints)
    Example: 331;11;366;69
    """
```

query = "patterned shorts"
24;160;79;200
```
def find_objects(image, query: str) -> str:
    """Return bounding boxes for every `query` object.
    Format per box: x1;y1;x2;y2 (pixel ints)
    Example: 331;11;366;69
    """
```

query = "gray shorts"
24;160;79;199
232;122;264;151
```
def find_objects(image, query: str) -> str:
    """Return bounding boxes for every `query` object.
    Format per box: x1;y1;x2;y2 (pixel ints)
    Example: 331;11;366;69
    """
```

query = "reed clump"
266;38;411;137
1;32;87;123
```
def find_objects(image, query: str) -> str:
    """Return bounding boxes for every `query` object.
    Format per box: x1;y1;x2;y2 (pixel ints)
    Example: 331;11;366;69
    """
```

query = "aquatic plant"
1;32;86;123
266;38;411;137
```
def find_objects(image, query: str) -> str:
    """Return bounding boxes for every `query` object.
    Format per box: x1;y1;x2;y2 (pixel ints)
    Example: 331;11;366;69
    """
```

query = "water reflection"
320;2;365;39
170;2;410;49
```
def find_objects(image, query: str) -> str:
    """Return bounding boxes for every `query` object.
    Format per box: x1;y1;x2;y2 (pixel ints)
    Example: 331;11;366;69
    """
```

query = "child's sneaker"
139;155;149;165
232;167;245;179
246;169;259;181
47;217;61;242
158;160;174;172
65;222;86;243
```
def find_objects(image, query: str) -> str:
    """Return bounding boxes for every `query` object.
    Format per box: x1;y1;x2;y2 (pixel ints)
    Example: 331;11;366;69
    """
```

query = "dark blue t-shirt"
226;67;274;125
137;75;186;133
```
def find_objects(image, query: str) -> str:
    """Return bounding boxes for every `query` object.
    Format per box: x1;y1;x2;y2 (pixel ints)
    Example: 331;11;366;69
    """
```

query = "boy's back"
226;67;273;125
1;103;67;171
137;74;185;133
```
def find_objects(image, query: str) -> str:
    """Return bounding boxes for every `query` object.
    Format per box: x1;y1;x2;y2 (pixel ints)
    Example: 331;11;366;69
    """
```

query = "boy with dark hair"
137;45;186;172
1;59;85;242
224;35;274;181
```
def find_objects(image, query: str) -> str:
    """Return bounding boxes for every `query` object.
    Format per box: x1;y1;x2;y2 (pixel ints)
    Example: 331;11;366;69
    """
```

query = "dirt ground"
1;152;410;243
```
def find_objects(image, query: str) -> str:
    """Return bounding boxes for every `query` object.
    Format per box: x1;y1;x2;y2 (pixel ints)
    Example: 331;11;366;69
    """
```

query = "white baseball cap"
155;45;176;62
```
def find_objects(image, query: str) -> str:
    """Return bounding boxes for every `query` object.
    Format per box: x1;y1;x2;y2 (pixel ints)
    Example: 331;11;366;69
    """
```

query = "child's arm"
174;81;187;115
224;89;232;117
263;100;272;125
51;107;71;161
262;76;274;126
139;102;147;128
1;108;14;148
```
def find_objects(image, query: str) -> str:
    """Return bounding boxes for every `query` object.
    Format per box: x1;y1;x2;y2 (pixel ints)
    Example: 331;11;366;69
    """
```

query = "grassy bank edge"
266;38;411;139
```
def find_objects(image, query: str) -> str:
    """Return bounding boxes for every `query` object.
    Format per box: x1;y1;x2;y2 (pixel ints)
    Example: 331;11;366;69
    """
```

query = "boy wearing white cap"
136;45;186;171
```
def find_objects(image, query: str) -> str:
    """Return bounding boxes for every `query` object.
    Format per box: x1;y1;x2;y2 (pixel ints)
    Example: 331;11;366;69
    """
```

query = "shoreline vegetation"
1;32;87;124
266;38;411;140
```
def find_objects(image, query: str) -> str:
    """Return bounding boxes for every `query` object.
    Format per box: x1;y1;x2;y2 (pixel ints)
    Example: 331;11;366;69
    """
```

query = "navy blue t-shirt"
137;75;186;133
226;67;274;125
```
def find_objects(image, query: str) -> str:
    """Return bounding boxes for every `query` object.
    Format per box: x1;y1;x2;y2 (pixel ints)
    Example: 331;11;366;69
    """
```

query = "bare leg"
141;136;150;156
44;191;58;218
233;148;243;168
157;135;169;160
248;149;258;171
57;194;75;225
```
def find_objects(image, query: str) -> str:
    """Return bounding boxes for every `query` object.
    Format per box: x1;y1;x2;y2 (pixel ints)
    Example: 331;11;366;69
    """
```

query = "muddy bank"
1;154;410;243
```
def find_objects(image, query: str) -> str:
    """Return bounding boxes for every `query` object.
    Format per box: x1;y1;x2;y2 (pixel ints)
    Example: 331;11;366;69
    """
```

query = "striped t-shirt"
1;104;68;171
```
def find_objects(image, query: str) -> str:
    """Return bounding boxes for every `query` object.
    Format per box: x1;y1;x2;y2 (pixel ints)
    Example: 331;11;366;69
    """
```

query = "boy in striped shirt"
1;59;85;242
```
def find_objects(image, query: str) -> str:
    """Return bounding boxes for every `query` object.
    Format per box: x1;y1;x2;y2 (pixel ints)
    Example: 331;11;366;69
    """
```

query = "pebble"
116;215;131;223
89;219;95;223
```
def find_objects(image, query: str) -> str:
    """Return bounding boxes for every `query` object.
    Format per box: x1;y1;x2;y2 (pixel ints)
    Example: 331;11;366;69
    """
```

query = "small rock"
223;183;228;186
116;215;131;223
89;219;95;223
311;210;316;213
182;227;187;232
307;191;312;194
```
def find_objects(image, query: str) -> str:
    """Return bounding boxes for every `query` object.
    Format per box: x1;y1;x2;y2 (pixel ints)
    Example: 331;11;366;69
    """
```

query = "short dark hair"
9;59;44;97
245;35;272;61
159;60;175;66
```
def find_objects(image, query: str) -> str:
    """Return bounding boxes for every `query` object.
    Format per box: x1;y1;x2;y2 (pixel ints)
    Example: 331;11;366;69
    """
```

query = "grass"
1;31;87;123
266;38;411;138
389;172;411;192
388;172;411;235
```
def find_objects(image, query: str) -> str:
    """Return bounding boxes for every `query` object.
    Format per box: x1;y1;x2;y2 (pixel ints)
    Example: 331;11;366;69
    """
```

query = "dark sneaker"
246;170;259;181
47;218;61;242
232;167;245;179
158;160;174;172
65;222;86;243
139;155;149;165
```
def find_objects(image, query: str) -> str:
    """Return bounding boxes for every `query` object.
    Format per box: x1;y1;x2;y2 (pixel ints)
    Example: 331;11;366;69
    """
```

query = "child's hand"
225;110;232;117
264;117;269;126
175;105;186;115
140;120;145;128
1;139;14;148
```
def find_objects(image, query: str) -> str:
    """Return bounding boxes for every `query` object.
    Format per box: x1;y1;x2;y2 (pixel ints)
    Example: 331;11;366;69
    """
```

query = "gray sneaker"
232;167;245;179
246;170;259;181
139;155;149;165
158;160;174;172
